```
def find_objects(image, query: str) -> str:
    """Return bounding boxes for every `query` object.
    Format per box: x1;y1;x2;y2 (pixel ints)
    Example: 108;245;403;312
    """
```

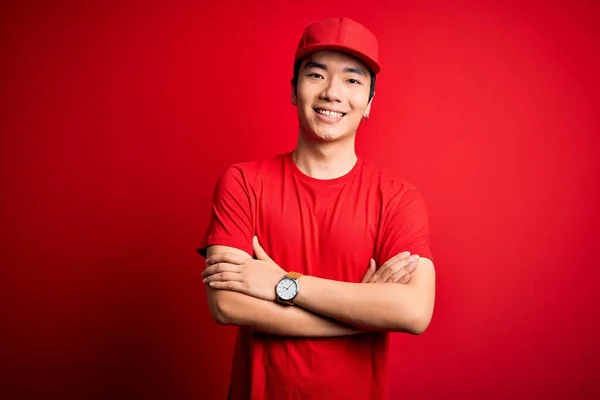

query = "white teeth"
316;109;343;118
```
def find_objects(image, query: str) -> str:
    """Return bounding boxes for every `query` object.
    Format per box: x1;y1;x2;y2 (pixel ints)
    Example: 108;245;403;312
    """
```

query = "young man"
197;17;436;400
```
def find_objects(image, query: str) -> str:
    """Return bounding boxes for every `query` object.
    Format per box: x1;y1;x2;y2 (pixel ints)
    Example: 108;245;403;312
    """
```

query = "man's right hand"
361;251;420;284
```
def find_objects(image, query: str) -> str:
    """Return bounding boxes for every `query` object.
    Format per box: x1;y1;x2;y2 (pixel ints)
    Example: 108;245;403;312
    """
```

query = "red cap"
294;17;381;74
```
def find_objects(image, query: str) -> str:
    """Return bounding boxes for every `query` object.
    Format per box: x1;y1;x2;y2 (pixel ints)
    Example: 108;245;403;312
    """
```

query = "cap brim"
295;43;381;74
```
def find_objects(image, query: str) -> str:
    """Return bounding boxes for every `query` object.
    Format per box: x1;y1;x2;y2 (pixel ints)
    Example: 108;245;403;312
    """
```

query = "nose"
319;76;343;103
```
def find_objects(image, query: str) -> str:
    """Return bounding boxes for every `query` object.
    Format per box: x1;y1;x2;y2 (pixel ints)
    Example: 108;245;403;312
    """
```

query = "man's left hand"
202;236;286;301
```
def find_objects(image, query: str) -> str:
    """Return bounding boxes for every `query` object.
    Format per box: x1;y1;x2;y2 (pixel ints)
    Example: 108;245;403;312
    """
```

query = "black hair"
291;57;376;102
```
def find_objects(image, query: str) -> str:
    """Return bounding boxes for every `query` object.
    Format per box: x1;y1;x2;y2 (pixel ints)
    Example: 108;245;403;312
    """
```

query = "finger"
378;263;400;282
371;251;411;282
206;252;248;266
389;271;412;284
362;259;377;283
388;258;419;283
207;281;245;292
201;263;240;278
387;267;410;284
368;266;386;283
370;254;408;283
405;257;419;274
366;258;377;282
379;254;419;282
203;271;244;284
394;272;412;284
379;251;411;270
253;236;273;261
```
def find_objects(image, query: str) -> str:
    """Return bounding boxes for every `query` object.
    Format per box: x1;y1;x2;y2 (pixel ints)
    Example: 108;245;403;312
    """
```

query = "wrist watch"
275;272;303;305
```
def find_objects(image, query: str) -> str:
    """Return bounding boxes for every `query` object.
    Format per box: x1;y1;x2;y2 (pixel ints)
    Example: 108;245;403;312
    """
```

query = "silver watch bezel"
276;277;299;301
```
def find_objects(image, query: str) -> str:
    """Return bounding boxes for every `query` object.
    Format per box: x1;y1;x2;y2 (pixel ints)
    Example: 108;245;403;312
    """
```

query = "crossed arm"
205;244;368;337
202;238;435;337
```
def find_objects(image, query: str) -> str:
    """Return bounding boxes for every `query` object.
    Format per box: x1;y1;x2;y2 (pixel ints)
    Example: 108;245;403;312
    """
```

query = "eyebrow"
304;60;367;77
344;66;367;77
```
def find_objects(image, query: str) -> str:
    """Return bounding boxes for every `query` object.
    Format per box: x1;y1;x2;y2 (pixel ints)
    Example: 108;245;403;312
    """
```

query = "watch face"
276;278;298;301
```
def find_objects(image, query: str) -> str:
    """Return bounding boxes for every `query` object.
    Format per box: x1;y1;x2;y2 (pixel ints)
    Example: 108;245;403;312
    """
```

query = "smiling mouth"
313;108;347;118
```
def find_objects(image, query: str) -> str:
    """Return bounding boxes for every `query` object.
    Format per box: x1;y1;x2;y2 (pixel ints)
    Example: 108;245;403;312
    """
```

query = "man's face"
292;50;373;143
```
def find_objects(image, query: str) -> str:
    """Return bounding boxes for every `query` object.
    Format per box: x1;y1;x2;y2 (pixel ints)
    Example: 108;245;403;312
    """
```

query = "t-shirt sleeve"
196;165;254;258
376;185;434;265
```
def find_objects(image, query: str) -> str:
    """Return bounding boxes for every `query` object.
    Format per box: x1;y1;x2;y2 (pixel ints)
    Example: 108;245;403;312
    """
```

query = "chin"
309;127;346;142
298;115;354;142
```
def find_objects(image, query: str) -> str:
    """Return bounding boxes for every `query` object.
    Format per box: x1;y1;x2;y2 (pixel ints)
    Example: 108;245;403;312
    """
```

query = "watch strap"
285;271;303;280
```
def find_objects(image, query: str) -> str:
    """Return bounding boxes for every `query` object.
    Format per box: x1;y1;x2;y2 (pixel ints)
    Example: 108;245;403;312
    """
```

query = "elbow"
207;290;235;326
406;310;432;335
394;304;434;335
212;304;230;325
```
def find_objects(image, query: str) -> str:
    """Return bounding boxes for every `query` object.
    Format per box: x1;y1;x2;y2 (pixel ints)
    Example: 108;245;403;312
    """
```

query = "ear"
363;93;375;118
291;79;298;106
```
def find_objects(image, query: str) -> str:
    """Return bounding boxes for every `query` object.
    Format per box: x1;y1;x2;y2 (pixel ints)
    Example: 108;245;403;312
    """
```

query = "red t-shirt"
198;151;433;400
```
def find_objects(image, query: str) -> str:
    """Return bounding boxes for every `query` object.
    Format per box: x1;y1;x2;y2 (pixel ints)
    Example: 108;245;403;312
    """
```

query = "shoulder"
214;152;288;196
223;152;287;179
228;154;286;175
360;158;423;202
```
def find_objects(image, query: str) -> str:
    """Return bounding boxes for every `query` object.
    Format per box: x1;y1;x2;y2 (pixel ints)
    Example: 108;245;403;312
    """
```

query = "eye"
307;73;324;79
347;78;362;85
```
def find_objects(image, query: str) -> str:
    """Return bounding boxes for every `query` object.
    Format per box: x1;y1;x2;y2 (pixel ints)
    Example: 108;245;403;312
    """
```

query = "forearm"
203;244;363;337
294;260;436;334
208;289;367;338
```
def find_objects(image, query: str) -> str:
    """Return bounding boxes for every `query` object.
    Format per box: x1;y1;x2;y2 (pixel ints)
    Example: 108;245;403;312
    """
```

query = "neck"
292;130;358;180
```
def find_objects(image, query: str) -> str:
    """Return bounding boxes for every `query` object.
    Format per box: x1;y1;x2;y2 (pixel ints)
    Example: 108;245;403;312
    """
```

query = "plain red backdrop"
1;0;598;399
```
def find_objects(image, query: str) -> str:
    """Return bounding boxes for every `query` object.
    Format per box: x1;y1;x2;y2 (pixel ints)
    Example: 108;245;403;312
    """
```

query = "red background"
1;1;598;399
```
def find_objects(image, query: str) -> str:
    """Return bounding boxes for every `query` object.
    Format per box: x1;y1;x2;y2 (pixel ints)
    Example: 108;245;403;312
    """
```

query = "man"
197;17;436;400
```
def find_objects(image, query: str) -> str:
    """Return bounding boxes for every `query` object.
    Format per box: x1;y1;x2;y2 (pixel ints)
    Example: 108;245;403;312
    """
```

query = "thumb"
252;236;273;261
361;258;377;283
